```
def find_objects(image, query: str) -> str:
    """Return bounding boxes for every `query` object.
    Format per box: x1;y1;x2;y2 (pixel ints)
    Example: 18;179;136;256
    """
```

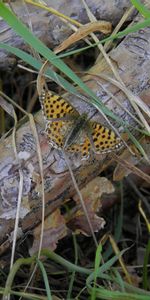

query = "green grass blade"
36;258;52;300
91;243;103;300
114;182;124;241
92;286;150;300
103;182;124;261
57;18;150;59
0;2;143;127
0;3;105;110
0;42;82;96
0;42;136;131
87;248;127;288
130;0;150;18
1;2;149;157
67;234;78;300
142;238;150;290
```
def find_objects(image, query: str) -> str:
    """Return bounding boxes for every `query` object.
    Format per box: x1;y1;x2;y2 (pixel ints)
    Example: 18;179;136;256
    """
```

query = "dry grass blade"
138;201;150;233
25;0;81;27
0;96;16;118
0;92;45;300
112;153;150;185
0;96;24;300
97;73;150;132
82;0;150;136
82;0;124;84
99;5;135;58
95;79;143;128
63;151;98;247
109;234;132;285
37;61;98;247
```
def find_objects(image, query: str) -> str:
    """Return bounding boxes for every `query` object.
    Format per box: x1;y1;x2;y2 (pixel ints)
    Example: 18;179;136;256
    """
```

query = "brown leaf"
55;21;112;54
75;177;115;207
68;177;114;235
68;213;105;236
30;209;67;255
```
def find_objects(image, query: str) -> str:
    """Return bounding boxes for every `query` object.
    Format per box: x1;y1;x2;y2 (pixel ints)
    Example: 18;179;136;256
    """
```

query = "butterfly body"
40;90;122;160
63;113;88;148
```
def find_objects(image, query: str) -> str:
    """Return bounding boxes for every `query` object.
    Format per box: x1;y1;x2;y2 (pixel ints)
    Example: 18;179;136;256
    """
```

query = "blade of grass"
36;258;52;300
0;42;148;137
142;238;150;290
130;0;150;18
1;2;150;127
0;42;82;96
1;288;47;300
86;248;128;288
103;182;124;261
125;128;149;163
90;285;150;300
87;260;150;299
3;256;36;297
112;268;126;292
57;18;150;59
3;250;92;297
114;182;124;241
1;2;149;159
91;243;103;300
67;233;78;300
0;2;108;112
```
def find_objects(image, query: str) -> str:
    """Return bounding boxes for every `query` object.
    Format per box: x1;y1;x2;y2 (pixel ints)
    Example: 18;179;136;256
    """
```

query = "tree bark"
0;0;136;69
0;1;150;253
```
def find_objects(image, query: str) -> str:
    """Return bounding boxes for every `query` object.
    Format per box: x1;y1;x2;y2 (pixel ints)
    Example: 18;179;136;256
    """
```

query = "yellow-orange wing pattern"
90;122;122;154
40;90;122;159
40;90;79;149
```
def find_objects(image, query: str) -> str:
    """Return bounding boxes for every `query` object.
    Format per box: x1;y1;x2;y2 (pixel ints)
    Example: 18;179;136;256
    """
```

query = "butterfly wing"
40;90;79;149
40;90;78;120
40;91;122;156
45;121;65;149
90;122;122;153
67;135;91;160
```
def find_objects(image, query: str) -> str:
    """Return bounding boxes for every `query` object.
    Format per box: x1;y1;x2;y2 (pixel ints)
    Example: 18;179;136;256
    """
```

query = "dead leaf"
55;21;112;54
68;177;115;235
30;209;67;255
76;176;114;209
68;213;105;236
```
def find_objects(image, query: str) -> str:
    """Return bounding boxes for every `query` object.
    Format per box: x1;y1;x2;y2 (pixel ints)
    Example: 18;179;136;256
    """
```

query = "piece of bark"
0;5;150;252
0;0;136;69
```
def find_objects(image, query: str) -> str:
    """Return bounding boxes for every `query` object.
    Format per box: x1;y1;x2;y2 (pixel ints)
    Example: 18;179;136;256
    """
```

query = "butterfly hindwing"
40;90;122;158
90;122;122;153
67;136;91;160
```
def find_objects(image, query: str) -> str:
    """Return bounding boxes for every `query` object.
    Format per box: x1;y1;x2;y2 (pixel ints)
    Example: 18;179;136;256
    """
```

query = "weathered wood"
0;0;136;69
0;2;150;252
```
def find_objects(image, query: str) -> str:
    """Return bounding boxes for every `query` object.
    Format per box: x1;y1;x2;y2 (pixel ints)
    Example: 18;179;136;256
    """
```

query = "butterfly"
40;90;122;160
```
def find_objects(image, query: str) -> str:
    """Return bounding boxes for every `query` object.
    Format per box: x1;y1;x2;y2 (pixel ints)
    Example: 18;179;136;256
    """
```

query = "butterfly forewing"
40;90;81;149
40;90;78;120
40;90;122;158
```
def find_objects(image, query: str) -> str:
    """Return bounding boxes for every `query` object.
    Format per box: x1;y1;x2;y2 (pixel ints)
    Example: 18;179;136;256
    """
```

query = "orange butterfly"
40;90;122;160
